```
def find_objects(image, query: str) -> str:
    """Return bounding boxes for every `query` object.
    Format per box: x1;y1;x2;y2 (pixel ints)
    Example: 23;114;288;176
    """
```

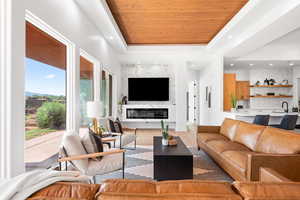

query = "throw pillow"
107;119;116;133
80;128;104;161
114;118;123;134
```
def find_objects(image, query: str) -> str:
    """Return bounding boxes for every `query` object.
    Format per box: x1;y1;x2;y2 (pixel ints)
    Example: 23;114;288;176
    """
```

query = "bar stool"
253;115;270;126
271;115;298;130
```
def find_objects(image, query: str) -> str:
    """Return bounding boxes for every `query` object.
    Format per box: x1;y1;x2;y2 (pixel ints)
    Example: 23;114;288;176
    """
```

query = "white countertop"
225;110;300;117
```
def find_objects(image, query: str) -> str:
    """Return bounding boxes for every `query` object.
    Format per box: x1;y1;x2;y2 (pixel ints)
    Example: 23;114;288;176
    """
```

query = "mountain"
25;91;59;97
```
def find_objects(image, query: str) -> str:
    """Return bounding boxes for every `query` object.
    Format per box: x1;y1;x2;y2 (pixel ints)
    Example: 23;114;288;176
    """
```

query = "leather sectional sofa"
28;176;300;200
197;118;300;181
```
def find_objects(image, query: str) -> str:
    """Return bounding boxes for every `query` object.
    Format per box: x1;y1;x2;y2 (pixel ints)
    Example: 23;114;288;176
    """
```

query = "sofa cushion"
62;132;88;173
28;182;100;200
220;118;240;140
86;149;123;176
97;179;242;200
222;151;249;174
255;127;300;154
206;140;250;154
233;182;300;200
198;133;229;143
233;122;265;151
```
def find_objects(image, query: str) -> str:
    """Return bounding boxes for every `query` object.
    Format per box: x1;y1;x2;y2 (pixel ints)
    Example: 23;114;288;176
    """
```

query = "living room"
2;0;300;199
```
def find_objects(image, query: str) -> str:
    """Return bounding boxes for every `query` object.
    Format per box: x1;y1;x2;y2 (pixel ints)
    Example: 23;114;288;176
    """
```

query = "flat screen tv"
128;78;169;101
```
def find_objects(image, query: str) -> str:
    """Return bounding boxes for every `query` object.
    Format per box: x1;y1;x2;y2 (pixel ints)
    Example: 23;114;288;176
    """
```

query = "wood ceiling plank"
106;0;248;44
26;22;67;69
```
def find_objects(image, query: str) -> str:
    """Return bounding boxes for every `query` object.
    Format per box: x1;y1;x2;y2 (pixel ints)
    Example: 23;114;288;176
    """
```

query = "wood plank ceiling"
106;0;248;45
26;22;67;69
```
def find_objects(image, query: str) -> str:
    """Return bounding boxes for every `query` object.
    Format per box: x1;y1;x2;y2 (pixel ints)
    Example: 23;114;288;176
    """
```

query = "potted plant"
161;120;169;146
230;94;237;112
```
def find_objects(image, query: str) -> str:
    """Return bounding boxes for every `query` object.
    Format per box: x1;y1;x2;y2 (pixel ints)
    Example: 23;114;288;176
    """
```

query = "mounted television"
128;78;169;101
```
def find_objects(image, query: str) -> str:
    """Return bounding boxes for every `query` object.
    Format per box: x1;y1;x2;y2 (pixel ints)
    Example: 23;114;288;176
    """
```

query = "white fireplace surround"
122;105;176;122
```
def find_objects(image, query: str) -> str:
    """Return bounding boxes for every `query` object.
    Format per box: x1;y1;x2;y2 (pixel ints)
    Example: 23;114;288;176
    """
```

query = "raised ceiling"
106;0;248;45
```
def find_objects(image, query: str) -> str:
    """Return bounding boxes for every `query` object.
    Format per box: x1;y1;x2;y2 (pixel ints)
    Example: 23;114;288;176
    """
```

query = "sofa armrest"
197;126;220;133
260;168;292;182
247;153;300;181
233;182;300;200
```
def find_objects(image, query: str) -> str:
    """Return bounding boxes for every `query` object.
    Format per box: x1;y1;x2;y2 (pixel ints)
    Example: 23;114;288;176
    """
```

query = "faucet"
282;101;289;113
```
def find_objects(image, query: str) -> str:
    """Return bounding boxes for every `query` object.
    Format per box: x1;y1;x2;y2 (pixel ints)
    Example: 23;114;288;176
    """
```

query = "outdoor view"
25;58;66;140
80;56;94;127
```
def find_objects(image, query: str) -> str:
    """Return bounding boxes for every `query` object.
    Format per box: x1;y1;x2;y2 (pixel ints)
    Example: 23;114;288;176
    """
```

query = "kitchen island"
224;110;300;125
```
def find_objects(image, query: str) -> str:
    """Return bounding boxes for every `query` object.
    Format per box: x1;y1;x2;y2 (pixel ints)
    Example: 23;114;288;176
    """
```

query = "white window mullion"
67;46;80;132
0;0;25;179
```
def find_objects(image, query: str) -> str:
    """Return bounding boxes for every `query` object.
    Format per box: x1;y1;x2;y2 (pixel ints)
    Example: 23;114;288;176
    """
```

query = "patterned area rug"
95;145;232;183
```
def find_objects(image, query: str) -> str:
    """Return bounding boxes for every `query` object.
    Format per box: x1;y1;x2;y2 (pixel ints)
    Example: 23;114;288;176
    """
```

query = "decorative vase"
162;138;168;146
231;108;237;112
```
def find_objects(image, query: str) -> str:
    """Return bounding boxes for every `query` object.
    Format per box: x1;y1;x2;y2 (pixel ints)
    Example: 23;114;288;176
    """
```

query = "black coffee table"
153;136;193;181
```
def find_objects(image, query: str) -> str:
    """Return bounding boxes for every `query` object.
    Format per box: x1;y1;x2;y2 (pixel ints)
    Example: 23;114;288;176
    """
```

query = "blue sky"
25;58;66;96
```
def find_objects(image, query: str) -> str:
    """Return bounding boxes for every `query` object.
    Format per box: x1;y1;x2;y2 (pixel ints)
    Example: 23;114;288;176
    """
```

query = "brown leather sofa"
197;118;300;181
28;178;300;200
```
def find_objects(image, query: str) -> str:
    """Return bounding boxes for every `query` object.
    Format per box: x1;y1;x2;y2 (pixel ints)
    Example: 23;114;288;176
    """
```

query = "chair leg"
65;161;68;171
122;152;125;179
119;135;122;149
93;176;96;184
58;161;62;171
134;139;137;150
134;129;137;150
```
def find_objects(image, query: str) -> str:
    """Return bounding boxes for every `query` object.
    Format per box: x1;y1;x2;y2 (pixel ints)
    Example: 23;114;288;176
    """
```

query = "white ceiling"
224;59;300;69
208;0;300;58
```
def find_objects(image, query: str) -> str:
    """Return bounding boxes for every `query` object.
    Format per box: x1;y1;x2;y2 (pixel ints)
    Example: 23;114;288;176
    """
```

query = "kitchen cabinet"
224;74;237;111
236;81;250;100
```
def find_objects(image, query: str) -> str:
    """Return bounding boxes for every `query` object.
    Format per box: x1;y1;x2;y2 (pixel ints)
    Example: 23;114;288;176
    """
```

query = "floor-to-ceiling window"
25;21;67;168
109;74;113;117
101;70;108;117
80;56;94;127
101;70;113;117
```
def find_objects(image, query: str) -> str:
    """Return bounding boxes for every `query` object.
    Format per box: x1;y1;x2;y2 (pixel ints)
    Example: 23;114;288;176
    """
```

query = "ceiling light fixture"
249;63;254;66
230;63;234;66
269;63;273;66
289;62;294;66
108;36;114;40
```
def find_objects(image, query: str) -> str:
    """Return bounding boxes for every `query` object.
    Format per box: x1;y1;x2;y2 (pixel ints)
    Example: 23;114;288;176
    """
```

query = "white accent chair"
106;119;137;149
58;132;125;183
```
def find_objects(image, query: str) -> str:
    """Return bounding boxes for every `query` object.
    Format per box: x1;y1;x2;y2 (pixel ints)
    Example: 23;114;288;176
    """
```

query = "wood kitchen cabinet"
236;81;250;100
224;73;236;111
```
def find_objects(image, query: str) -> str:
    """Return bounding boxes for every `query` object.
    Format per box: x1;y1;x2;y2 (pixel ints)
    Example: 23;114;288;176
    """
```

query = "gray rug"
95;145;232;183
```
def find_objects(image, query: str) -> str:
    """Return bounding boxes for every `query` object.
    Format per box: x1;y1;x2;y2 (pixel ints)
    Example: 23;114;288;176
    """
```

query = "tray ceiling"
106;0;248;45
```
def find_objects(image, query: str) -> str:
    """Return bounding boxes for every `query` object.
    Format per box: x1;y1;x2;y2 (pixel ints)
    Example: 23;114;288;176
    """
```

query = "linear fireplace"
126;108;168;119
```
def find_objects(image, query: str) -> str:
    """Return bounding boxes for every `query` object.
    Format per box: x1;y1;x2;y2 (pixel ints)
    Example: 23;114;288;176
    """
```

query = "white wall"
292;66;300;106
224;68;249;81
199;56;225;125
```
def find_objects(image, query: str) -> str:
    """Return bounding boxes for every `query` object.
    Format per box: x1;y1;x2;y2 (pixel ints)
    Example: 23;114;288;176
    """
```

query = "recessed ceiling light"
230;63;234;66
249;63;254;66
108;36;114;40
269;63;273;66
228;35;233;39
289;62;294;66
